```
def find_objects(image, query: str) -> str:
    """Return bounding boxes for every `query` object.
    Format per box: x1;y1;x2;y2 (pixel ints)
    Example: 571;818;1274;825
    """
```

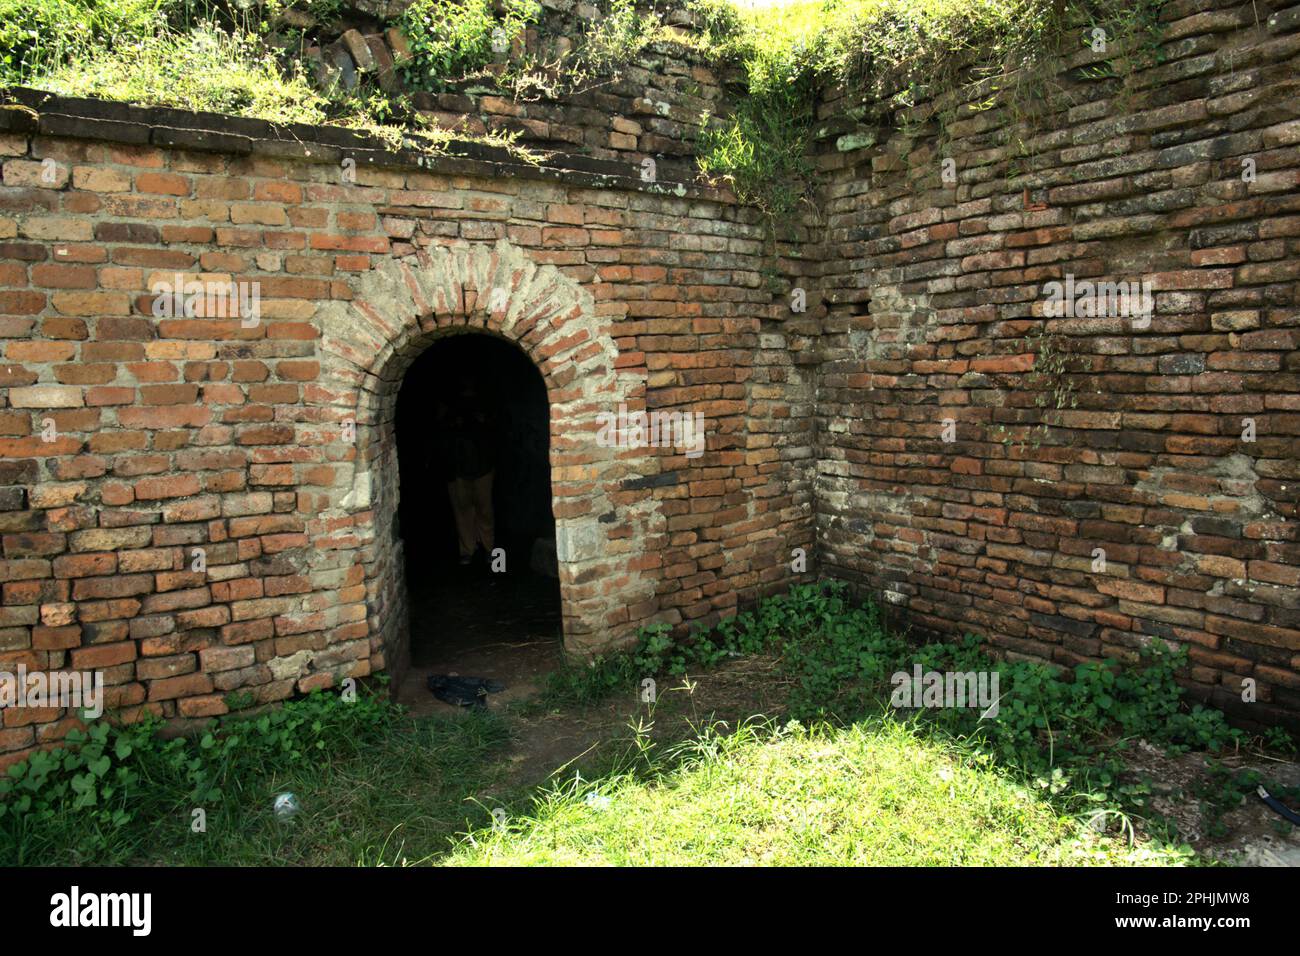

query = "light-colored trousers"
447;472;494;558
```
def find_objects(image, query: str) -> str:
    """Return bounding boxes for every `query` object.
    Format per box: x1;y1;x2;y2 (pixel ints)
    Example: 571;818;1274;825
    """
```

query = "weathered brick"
0;21;1295;768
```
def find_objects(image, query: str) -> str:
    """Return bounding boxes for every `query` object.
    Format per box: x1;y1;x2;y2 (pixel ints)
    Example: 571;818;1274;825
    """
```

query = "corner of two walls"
801;0;1300;732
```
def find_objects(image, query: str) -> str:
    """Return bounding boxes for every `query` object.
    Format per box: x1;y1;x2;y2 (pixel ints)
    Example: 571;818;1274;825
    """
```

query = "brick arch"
307;239;660;686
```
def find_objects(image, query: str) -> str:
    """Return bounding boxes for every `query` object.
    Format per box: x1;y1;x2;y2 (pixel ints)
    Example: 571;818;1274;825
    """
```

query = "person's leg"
447;479;475;562
471;470;495;554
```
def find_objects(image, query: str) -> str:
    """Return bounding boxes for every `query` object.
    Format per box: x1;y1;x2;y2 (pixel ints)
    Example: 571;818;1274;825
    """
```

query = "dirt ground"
397;558;563;716
1122;740;1300;866
392;564;1300;864
406;644;791;789
395;555;794;787
498;657;794;788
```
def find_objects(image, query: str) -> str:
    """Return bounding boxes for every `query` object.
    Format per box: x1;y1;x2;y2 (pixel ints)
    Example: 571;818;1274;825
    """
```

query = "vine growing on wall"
3;0;1172;197
1025;325;1079;444
992;325;1081;451
398;0;673;102
686;0;1170;219
397;0;542;92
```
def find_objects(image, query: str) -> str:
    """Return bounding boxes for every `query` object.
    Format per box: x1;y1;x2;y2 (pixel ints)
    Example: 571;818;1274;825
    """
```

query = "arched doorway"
308;239;666;700
394;332;561;707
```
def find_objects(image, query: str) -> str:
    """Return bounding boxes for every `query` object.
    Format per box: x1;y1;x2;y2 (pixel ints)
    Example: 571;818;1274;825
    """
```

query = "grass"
29;20;543;158
0;685;514;866
398;0;542;91
687;0;1167;215
6;581;1287;867
0;0;1165;205
447;718;1192;866
535;581;1271;836
0;0;167;82
0;0;675;148
37;23;329;125
0;0;557;159
147;709;513;866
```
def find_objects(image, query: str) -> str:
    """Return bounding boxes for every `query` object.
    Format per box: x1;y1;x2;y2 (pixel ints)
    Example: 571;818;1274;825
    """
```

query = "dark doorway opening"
395;333;562;711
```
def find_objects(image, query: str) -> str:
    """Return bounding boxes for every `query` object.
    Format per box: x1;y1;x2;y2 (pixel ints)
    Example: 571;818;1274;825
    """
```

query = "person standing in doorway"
434;374;498;566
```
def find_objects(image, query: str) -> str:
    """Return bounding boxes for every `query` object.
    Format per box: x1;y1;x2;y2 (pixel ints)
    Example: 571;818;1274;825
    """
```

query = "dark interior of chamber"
395;334;560;670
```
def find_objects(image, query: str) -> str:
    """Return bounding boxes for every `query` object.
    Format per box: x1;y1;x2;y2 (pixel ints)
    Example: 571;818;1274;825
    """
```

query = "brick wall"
0;93;816;766
408;19;735;187
814;0;1300;731
292;0;734;185
3;0;1299;763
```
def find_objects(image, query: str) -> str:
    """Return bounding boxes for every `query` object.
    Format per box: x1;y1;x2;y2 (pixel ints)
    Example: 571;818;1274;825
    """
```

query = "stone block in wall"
386;27;413;64
341;30;376;73
324;42;358;90
366;36;400;93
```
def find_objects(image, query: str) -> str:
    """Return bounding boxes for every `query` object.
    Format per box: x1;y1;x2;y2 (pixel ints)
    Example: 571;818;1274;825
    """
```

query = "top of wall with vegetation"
0;0;737;181
0;0;1199;214
0;82;733;202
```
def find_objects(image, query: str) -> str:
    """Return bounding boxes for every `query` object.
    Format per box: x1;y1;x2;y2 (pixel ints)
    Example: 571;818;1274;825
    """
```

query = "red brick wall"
0;95;815;766
814;0;1300;731
305;3;733;185
3;0;1298;763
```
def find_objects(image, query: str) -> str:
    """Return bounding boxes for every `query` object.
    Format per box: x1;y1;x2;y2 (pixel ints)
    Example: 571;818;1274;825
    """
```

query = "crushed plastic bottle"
273;792;300;821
